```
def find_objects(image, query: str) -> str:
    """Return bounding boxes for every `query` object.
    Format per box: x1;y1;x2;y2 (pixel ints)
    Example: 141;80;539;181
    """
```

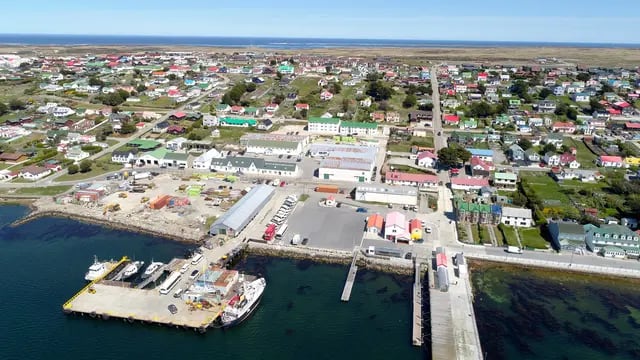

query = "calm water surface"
472;263;640;360
0;205;424;360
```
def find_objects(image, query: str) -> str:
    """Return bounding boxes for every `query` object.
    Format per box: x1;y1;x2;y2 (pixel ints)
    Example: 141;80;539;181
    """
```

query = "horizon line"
1;33;639;46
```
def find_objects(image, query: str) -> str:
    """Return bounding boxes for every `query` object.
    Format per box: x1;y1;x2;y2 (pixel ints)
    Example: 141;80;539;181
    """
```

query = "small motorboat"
121;261;144;280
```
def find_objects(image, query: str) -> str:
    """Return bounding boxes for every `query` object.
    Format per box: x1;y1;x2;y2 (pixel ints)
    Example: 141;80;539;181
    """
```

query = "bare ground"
2;45;639;67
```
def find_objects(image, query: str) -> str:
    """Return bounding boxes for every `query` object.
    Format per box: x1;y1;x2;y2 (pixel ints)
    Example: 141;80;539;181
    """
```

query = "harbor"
63;242;261;333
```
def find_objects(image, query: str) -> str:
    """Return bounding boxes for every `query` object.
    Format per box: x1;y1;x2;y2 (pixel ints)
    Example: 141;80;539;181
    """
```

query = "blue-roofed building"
467;148;494;162
209;184;275;237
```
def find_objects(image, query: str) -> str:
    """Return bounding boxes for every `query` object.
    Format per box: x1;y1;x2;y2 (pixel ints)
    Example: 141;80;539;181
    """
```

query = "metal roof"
210;185;274;233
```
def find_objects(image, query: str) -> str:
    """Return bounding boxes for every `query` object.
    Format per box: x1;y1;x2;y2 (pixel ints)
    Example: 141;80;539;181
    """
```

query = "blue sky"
3;0;639;43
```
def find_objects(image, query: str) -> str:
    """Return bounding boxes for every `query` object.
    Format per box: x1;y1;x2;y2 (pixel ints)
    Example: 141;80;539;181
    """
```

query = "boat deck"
66;282;221;329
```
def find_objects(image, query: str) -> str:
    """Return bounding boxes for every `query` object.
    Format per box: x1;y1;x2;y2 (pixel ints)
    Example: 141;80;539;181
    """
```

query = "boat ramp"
340;247;359;301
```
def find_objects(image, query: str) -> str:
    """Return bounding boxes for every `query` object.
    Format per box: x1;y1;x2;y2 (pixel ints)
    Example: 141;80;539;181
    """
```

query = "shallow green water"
472;264;640;360
0;205;425;360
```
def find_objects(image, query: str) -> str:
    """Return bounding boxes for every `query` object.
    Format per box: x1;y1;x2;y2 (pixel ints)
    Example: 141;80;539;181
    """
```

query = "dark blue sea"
0;34;638;49
0;205;425;360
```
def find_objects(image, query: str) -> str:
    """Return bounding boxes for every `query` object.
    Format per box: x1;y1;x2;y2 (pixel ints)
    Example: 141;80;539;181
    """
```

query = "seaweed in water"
286;301;294;311
296;285;312;295
627;316;640;329
284;328;294;336
565;324;618;355
295;259;313;271
580;312;619;334
389;288;410;303
376;286;388;294
368;314;377;320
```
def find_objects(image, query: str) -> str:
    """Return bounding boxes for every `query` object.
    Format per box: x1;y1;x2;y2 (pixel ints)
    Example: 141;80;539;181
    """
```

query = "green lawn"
520;171;571;205
480;225;491;244
214;127;255;144
387;136;434;152
290;77;321;98
563;138;597;169
470;224;481;244
55;162;123;182
130;95;176;109
492;225;506;246
388;164;433;174
518;227;549;249
498;224;519;246
13;185;72;196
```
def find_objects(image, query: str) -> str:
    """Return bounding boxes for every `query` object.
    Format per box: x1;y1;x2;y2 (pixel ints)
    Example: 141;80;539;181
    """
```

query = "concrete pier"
429;257;456;359
340;248;359;302
412;260;423;346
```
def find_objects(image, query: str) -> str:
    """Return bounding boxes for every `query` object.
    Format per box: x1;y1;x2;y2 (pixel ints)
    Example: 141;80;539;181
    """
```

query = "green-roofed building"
340;121;379;136
308;117;341;134
585;224;640;258
244;107;260;116
455;199;502;224
126;139;161;151
278;65;295;74
219;117;257;127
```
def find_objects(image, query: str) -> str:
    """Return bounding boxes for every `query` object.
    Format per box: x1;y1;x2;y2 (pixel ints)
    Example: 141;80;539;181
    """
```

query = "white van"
173;288;184;298
190;253;203;265
179;263;190;274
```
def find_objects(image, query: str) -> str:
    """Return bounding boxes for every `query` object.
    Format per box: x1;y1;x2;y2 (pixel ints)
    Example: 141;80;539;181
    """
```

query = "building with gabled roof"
209;185;275;237
210;156;299;177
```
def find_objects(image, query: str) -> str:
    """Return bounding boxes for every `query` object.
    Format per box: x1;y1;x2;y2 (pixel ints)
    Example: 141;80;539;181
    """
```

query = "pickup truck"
291;234;301;245
506;246;523;254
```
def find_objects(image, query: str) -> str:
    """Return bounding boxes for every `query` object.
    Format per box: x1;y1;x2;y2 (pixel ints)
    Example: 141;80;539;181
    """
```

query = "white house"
500;207;533;227
544;152;561;166
111;150;138;164
166;137;188;151
52;106;75;117
320;91;334;101
572;92;590;102
192;148;224;169
307;117;341;134
202;114;218;127
416;151;437;168
19;165;51;181
64;145;90;162
596;155;624;168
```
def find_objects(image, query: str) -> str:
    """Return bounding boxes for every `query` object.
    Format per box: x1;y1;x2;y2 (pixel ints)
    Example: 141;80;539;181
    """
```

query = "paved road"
430;66;445;153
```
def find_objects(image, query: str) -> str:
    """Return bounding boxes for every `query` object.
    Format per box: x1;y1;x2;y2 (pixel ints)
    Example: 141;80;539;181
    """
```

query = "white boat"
219;278;266;327
142;261;164;279
84;256;110;281
121;261;144;280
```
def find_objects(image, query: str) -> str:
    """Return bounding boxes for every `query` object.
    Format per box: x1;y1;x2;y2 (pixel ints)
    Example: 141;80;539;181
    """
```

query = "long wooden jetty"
429;254;456;359
340;247;359;302
412;259;423;346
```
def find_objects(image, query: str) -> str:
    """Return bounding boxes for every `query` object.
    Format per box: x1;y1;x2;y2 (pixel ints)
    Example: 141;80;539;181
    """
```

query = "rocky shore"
10;197;205;243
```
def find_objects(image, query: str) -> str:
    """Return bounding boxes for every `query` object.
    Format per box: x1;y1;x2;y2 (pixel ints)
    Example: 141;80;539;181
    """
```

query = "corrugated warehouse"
355;185;418;206
209;184;275;237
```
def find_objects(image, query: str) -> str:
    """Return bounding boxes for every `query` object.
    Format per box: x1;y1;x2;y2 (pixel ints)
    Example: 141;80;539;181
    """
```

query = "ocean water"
0;205;425;360
0;34;637;49
471;263;640;360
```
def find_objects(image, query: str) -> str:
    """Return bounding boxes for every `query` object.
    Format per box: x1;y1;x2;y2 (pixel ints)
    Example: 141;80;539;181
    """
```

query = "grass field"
55;162;123;182
388;164;432;174
518;227;549;249
387;136;435;152
520;171;570;205
492;225;506;246
498;224;520;246
13;185;72;196
471;224;481;244
563;137;597;169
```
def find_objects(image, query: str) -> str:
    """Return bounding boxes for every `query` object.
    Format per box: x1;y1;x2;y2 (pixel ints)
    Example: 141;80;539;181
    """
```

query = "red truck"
263;224;277;241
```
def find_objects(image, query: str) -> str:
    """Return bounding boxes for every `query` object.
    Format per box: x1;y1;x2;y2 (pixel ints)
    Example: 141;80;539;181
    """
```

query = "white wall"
318;167;371;183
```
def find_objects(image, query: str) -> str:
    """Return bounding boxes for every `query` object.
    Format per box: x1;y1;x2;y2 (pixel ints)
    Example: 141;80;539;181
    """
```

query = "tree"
341;98;351;112
539;88;552;99
67;164;79;174
119;123;137;134
477;83;486;95
567;108;578;121
468;101;494;118
366;72;381;82
79;160;92;173
555;103;569;116
366;81;393;101
402;94;417;108
136;84;147;93
600;83;614;94
418;103;434;111
510;80;529;99
518;138;533;151
454;146;472;164
9;98;26;110
88;77;104;87
269;60;277;66
417;85;432;95
576;73;591;82
590;98;604;112
167;74;177;81
437;147;459;168
542;143;557;154
329;82;341;95
273;93;285;104
246;83;257;92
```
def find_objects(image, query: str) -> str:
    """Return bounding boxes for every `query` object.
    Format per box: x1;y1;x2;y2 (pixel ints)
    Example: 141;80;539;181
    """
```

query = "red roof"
625;122;640;129
599;155;623;163
294;103;309;109
417;151;437;160
386;171;438;184
173;111;186;118
451;177;489;187
614;101;630;108
552;121;575;129
478;72;488;77
444;114;460;123
607;108;621;115
470;156;493;170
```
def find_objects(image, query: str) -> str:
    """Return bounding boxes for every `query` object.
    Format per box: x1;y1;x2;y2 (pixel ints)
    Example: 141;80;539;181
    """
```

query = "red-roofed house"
451;177;490;191
166;125;186;135
416;151;437;168
409;218;423;241
19;165;51;181
320;91;334;101
385;171;438;189
559;153;580;168
230;105;245;115
625;122;640;131
169;111;186;120
366;214;384;235
477;72;488;82
596;155;624;168
552;121;576;133
470;156;495;176
443;114;460;125
265;103;279;113
294;103;309;111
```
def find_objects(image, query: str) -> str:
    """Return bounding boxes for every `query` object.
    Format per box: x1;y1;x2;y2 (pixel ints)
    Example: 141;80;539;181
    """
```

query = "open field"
518;227;549;249
563;138;597;169
55;162;123;182
519;171;570;205
4;45;640;67
498;224;519;246
8;185;72;196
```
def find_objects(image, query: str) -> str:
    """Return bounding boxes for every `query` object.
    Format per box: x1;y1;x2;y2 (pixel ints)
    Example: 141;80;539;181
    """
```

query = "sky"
2;0;639;43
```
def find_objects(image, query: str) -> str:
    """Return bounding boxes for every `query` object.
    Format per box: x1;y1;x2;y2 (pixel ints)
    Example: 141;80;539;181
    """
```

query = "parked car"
189;269;200;280
168;304;178;314
356;207;368;213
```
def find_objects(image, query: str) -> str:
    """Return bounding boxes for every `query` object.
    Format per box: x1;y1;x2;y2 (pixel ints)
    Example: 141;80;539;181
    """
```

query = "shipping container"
437;266;449;292
149;195;171;209
315;185;339;193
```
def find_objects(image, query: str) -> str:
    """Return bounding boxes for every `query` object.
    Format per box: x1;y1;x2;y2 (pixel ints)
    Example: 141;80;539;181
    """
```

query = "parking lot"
281;193;369;250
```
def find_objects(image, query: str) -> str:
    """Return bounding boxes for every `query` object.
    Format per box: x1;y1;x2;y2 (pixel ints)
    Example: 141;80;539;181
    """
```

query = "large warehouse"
240;133;308;156
209;185;275;237
311;144;378;183
355;185;418;206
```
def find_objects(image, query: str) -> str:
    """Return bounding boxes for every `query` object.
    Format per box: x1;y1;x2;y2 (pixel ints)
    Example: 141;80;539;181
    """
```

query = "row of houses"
549;221;640;258
307;117;378;136
365;212;424;242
